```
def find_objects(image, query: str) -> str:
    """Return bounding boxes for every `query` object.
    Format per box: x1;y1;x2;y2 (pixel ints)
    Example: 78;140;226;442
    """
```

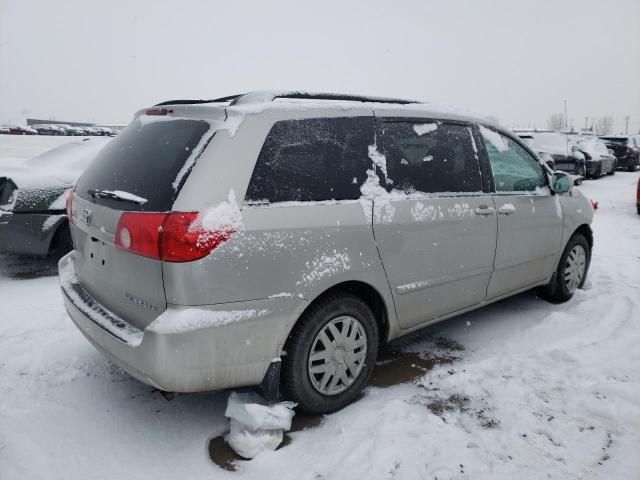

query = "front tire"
540;233;590;303
281;293;379;414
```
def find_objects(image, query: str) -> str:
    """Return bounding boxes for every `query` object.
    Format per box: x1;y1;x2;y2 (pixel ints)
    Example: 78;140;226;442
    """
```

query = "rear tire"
540;233;590;303
49;223;72;258
281;293;379;414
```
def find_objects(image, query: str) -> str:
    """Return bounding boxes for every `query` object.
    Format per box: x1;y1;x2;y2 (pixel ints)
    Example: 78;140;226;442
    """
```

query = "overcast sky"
1;0;639;133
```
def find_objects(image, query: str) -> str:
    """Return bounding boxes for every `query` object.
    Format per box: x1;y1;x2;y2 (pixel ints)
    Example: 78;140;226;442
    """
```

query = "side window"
245;117;373;203
380;121;482;194
479;126;546;192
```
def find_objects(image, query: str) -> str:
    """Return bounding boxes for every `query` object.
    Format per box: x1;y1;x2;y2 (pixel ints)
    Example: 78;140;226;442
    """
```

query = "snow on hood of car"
1;137;111;189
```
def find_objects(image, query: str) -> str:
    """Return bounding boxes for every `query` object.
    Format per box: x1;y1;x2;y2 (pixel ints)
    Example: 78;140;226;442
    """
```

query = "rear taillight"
145;108;169;116
66;191;74;223
114;211;234;262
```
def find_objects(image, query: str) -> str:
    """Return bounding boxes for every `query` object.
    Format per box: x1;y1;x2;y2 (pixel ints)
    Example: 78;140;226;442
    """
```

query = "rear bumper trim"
59;252;143;346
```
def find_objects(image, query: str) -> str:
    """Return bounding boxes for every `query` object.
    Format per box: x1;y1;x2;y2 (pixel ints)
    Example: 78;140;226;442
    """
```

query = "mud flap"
258;360;281;401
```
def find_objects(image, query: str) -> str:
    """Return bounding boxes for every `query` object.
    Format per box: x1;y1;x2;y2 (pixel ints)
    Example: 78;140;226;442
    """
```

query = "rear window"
75;118;211;211
245;117;374;203
600;137;628;146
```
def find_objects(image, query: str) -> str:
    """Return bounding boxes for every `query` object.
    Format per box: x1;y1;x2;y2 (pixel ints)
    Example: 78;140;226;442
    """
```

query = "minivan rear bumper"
59;252;306;392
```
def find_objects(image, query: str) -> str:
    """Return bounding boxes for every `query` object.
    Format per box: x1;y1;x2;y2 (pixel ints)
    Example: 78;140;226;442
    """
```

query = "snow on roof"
151;90;503;128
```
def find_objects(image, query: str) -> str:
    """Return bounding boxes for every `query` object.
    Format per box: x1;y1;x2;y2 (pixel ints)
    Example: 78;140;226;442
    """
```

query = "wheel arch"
285;280;391;352
573;223;593;252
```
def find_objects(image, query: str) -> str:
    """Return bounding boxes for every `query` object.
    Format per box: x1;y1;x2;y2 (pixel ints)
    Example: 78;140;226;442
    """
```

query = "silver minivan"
59;91;593;413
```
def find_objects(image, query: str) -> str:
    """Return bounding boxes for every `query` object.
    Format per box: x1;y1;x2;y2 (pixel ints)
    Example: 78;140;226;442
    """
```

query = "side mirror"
608;148;615;155
551;171;573;194
571;145;579;152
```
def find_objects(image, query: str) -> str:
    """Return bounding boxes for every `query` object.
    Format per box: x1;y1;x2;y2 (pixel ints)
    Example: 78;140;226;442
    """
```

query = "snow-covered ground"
1;137;639;479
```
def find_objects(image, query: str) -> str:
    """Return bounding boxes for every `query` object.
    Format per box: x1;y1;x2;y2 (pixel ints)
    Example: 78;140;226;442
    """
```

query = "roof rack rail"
154;91;421;108
229;91;420;106
155;94;244;106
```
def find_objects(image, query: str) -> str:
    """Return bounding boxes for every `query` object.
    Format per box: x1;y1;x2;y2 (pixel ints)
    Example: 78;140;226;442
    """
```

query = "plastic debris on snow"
224;391;296;459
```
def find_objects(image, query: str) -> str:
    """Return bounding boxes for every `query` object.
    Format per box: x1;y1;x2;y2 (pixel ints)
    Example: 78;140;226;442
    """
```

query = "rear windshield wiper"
87;189;148;205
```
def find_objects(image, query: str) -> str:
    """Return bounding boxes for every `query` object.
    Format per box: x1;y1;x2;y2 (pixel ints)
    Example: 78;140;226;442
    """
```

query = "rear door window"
245;117;374;203
75;118;212;211
480;126;547;192
379;121;482;194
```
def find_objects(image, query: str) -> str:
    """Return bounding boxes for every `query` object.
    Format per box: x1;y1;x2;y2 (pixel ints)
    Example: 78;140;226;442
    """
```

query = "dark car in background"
600;135;640;171
574;137;617;178
0;138;110;256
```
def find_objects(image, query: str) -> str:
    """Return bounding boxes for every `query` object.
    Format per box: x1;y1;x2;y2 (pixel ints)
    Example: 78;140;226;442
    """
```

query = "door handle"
498;204;516;215
474;205;495;215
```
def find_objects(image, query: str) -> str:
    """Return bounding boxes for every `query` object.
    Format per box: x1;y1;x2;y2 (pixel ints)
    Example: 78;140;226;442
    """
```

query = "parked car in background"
8;125;38;135
515;132;556;170
59;91;594;414
33;124;65;136
574;137;617;177
528;132;586;176
0;126;10;135
0;137;111;257
637;176;640;214
599;135;640;171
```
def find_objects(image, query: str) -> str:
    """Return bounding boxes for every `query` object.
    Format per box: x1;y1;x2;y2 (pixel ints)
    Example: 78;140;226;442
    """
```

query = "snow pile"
194;190;243;232
413;122;438;136
359;169;395;223
224;391;296;459
149;308;268;334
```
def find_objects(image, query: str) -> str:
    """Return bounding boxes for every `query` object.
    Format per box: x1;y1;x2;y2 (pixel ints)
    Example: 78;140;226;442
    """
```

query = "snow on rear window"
413;123;438;136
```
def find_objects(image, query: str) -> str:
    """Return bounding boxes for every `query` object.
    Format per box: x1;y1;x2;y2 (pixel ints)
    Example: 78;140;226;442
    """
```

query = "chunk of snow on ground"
149;307;269;334
413;122;438;136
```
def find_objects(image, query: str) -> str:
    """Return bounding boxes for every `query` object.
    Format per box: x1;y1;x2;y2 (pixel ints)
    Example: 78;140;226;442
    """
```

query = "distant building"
26;118;94;127
26;118;125;132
